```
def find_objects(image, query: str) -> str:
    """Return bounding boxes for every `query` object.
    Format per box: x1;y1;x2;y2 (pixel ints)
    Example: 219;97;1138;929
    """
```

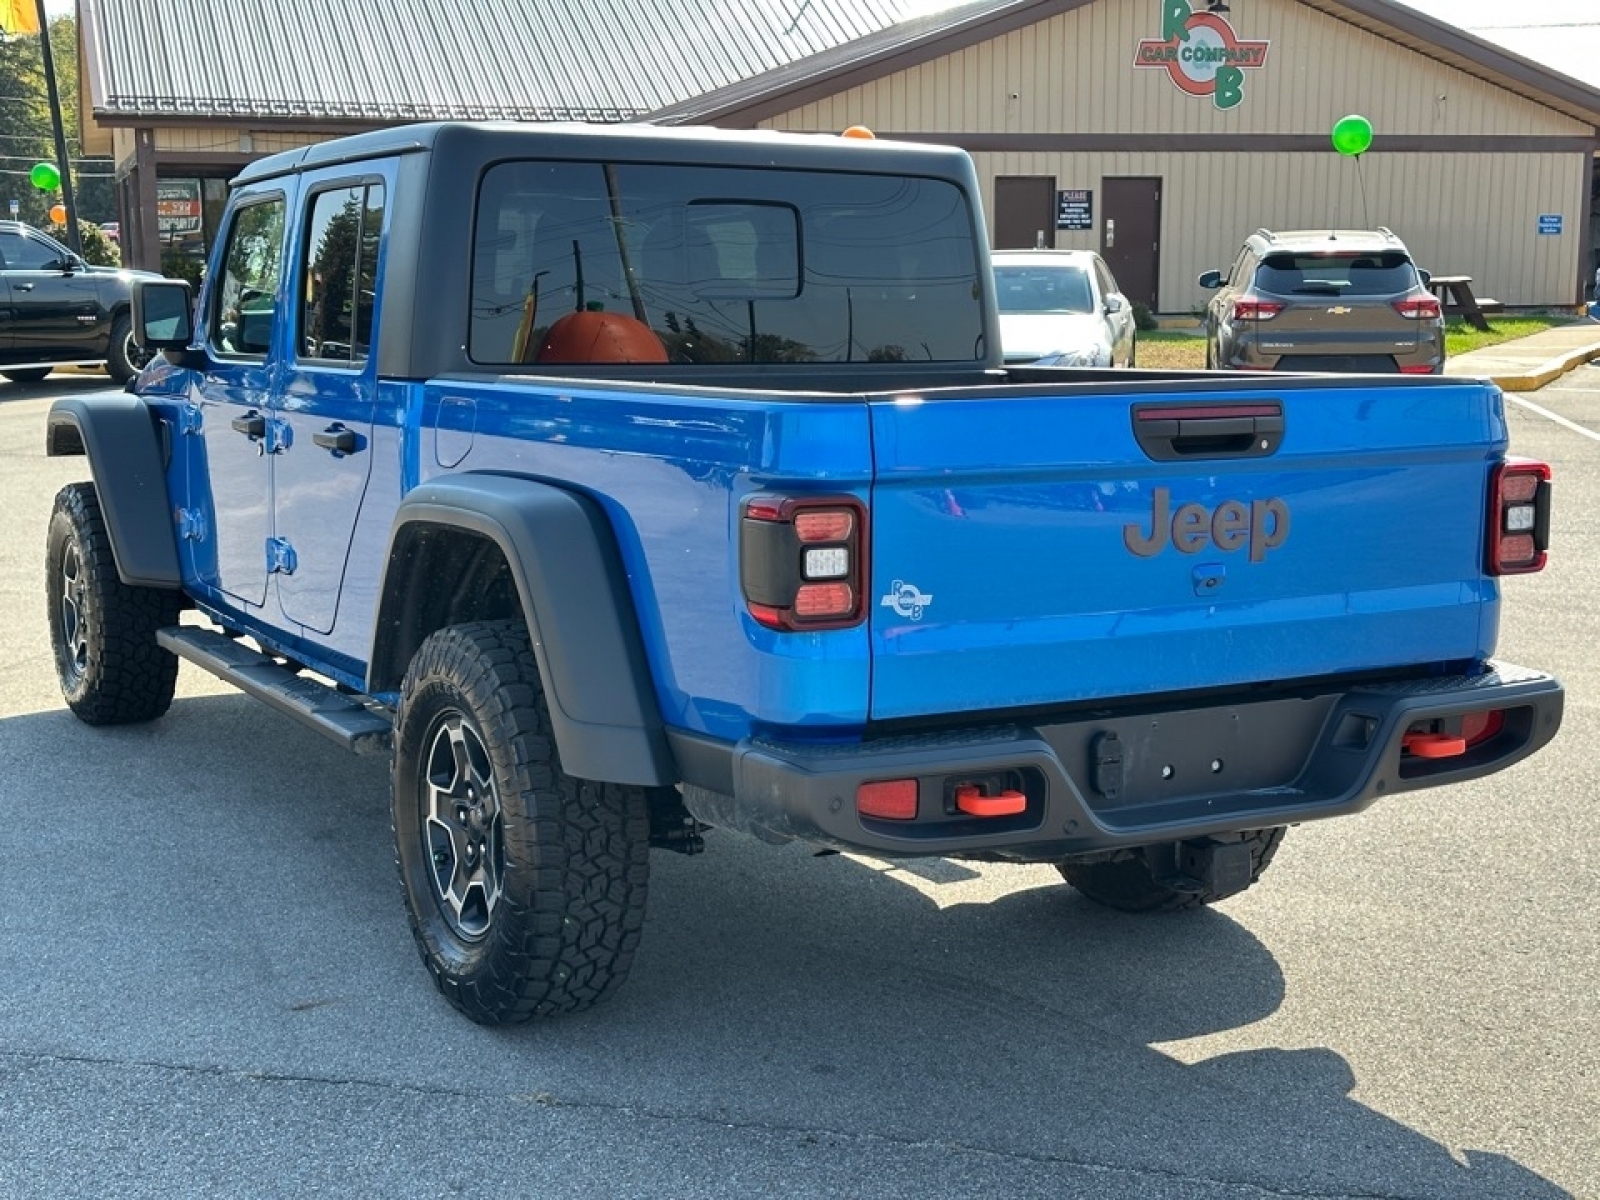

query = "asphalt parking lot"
0;369;1595;1198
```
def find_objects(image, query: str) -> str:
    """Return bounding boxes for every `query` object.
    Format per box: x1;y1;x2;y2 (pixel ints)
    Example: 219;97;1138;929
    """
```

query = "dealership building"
78;0;1600;312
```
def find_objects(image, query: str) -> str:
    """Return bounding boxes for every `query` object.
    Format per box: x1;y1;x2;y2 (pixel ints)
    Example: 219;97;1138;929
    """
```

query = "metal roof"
79;0;924;123
647;0;1600;129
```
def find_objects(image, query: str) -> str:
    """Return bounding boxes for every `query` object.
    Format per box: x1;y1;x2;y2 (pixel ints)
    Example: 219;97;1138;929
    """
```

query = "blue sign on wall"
1537;214;1563;235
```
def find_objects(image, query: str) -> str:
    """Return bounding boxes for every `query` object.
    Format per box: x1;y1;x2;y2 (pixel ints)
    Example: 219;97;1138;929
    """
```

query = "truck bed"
402;367;1508;738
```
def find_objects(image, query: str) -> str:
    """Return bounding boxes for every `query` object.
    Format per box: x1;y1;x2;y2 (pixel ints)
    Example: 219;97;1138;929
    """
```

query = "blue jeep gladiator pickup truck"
44;122;1563;1024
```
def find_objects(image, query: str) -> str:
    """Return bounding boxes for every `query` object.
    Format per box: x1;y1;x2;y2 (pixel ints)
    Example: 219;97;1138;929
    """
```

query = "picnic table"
1426;275;1501;332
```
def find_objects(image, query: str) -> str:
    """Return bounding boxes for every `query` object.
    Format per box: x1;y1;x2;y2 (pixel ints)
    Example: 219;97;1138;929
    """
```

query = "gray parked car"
1199;228;1444;374
0;220;161;384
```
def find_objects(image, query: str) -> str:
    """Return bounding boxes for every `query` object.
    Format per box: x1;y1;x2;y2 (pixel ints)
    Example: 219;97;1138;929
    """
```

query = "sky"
1391;0;1600;87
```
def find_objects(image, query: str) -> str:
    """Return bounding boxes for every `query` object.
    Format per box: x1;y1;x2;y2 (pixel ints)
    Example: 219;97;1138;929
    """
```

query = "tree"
0;16;115;228
0;22;55;227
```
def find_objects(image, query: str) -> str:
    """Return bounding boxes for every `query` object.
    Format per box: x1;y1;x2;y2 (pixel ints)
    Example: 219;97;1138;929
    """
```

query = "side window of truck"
211;194;286;358
299;181;386;365
0;228;64;270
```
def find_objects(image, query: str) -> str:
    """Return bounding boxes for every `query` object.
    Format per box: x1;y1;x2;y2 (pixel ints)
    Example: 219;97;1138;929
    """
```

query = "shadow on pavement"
0;370;121;404
0;694;1571;1199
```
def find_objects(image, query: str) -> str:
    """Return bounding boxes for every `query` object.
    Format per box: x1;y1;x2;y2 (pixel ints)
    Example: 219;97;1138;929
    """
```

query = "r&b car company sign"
1135;0;1269;110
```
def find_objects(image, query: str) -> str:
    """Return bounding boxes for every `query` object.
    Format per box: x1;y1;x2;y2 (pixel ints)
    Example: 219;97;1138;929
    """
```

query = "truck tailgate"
866;378;1503;721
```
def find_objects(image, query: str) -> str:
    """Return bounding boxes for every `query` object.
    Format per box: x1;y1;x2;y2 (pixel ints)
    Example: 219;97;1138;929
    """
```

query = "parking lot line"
1507;394;1600;443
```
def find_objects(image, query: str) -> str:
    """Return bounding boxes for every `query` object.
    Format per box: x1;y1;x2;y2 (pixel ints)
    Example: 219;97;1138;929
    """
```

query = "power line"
0;166;113;178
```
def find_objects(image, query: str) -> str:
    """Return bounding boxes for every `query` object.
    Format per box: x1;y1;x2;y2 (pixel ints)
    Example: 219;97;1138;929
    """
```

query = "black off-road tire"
392;619;651;1025
105;312;150;384
45;482;182;724
2;367;51;384
1058;828;1286;913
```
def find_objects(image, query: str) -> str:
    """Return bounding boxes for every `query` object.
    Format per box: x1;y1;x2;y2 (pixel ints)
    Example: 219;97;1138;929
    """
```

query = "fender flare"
370;475;675;787
44;395;181;588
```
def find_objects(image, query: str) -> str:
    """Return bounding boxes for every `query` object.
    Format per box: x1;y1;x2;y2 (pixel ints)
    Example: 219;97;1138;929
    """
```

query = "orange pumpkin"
534;311;668;364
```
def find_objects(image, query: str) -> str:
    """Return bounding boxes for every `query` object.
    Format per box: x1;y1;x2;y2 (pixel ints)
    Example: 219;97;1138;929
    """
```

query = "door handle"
230;412;266;438
1132;401;1284;461
1105;219;1115;249
15;283;34;292
312;425;358;455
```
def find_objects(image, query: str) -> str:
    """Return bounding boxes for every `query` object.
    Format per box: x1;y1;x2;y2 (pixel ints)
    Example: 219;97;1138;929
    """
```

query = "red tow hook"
1402;731;1467;759
954;785;1027;817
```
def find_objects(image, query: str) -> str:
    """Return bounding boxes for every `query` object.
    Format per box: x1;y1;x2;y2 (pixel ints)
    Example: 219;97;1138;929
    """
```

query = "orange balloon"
534;311;668;364
840;125;876;139
48;203;66;224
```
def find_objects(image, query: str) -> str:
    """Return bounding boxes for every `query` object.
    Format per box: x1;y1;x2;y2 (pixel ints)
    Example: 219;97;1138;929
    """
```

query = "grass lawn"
1135;313;1581;370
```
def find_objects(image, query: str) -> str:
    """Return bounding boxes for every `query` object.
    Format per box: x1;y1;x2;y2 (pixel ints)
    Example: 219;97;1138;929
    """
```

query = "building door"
1101;177;1161;310
994;177;1056;250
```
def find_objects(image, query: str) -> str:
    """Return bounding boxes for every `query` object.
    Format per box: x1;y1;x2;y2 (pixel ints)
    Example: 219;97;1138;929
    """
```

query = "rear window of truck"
469;161;985;367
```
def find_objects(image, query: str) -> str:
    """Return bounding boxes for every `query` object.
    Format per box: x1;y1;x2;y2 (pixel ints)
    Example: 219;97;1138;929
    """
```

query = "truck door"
272;178;386;634
188;191;287;610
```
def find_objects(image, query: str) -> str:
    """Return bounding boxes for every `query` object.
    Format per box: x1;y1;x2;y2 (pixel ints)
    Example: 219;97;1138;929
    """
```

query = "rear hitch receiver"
1148;837;1253;898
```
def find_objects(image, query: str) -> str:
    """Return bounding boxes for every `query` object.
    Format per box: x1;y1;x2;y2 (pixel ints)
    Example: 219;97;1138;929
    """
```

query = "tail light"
1231;297;1284;321
1487;459;1551;575
741;495;868;629
1393;296;1442;320
1399;365;1435;374
857;779;917;820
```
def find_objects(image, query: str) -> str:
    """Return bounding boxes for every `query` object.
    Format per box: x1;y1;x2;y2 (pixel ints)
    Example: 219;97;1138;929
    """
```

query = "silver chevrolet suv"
1199;228;1444;374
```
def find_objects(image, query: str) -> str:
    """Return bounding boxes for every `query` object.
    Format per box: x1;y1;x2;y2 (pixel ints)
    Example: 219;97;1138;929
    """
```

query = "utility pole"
33;0;81;255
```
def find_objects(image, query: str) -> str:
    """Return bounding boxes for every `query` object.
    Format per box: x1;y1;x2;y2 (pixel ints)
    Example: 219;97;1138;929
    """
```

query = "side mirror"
1197;270;1223;289
1104;293;1127;314
132;280;194;348
132;279;207;369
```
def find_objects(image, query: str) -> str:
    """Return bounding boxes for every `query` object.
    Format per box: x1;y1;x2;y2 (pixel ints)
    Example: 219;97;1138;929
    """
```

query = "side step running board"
157;625;392;755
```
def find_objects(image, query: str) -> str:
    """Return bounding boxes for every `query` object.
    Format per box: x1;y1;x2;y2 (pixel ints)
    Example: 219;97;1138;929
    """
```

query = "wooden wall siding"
764;0;1588;138
114;125;332;176
760;0;1593;307
151;127;324;155
964;149;1587;309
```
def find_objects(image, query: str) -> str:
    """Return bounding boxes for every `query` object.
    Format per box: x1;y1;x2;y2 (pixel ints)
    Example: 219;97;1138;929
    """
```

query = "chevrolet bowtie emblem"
1327;306;1352;315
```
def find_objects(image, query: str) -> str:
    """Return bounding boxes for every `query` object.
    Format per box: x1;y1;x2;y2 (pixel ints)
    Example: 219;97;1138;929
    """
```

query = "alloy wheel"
58;541;89;684
420;712;505;940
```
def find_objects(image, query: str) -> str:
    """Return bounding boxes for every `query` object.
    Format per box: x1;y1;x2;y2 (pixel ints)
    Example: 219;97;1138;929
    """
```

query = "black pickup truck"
1;220;158;384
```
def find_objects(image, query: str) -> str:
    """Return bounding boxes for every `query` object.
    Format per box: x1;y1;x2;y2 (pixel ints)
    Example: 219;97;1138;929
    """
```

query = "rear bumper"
672;662;1562;860
1225;333;1444;373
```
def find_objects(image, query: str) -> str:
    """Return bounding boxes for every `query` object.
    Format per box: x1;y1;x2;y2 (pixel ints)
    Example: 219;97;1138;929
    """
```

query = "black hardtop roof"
232;120;976;188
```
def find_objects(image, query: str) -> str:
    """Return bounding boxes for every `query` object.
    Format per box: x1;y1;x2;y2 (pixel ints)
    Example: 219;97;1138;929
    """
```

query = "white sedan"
992;249;1137;368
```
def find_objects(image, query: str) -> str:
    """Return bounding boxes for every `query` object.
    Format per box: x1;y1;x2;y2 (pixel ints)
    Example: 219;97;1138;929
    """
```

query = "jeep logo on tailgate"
1124;488;1290;562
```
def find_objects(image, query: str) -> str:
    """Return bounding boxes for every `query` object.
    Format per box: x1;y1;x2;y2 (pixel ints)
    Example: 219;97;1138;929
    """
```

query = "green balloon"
29;161;60;191
1331;115;1373;157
